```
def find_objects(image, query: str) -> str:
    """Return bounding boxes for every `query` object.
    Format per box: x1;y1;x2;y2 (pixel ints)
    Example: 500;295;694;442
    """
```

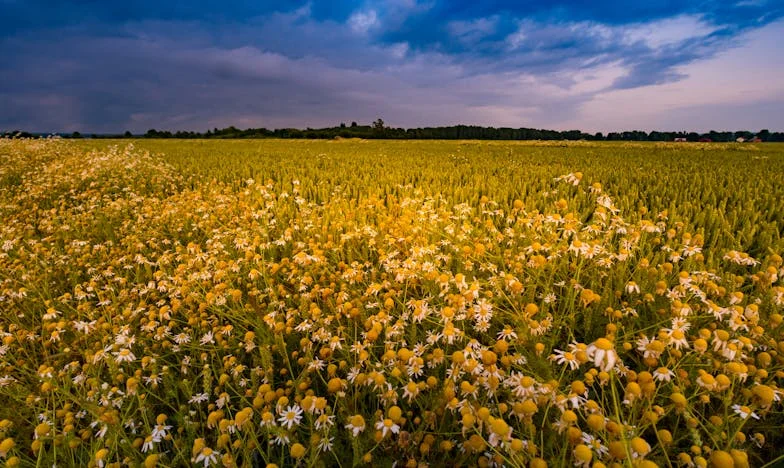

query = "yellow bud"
707;450;733;468
290;443;306;459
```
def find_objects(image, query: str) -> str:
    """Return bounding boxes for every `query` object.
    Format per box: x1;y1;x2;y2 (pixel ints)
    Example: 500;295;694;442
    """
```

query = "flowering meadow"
1;138;784;467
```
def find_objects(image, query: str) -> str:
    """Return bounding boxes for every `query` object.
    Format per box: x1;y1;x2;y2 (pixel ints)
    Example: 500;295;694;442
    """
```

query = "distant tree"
7;130;35;138
74;123;777;142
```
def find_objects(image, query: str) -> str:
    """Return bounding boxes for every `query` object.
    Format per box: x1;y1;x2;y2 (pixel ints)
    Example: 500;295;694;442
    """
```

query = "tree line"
3;120;783;142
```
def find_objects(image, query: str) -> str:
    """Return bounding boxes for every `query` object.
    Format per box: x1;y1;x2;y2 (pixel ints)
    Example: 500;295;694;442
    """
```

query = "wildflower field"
2;138;784;468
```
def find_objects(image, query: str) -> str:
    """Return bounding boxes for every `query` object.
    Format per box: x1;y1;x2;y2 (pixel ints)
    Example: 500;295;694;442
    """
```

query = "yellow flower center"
594;338;613;350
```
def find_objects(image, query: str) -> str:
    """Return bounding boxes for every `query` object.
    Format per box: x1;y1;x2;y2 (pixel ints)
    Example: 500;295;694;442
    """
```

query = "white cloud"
387;42;409;59
506;15;717;54
348;10;378;34
558;61;629;94
505;29;526;50
622;14;720;48
565;19;784;131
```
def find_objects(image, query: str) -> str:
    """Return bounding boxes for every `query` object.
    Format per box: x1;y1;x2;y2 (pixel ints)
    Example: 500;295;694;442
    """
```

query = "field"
1;138;784;467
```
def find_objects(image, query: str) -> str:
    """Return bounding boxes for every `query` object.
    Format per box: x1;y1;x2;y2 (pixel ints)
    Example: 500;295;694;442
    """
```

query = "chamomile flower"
345;414;366;437
586;338;618;372
375;418;400;437
732;405;760;420
550;349;580;370
194;447;220;467
277;405;303;430
189;393;209;404
317;436;334;452
653;367;675;382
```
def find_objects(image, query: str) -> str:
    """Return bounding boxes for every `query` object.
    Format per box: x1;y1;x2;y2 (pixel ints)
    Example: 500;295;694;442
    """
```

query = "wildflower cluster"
1;139;783;467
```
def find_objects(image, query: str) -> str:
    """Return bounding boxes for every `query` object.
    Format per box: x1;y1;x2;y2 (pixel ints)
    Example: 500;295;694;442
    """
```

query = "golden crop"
1;138;783;467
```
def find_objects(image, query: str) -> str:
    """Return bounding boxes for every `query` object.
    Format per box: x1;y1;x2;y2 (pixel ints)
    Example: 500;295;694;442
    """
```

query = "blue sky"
1;0;782;133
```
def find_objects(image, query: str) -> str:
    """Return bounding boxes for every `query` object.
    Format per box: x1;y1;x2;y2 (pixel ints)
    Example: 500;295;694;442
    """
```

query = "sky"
1;0;783;133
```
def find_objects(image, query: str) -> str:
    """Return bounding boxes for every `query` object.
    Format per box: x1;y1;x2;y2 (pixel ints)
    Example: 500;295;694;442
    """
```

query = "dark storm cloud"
0;0;782;132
